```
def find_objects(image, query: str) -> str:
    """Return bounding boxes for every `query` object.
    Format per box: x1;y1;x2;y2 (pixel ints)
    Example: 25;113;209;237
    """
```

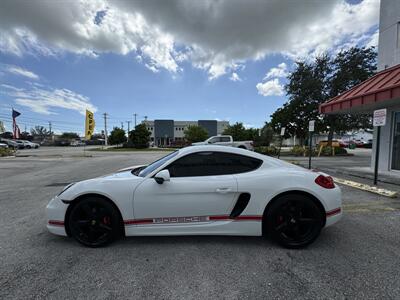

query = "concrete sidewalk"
281;149;400;186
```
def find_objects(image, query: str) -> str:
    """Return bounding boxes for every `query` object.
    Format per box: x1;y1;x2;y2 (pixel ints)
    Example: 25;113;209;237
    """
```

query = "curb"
333;177;397;198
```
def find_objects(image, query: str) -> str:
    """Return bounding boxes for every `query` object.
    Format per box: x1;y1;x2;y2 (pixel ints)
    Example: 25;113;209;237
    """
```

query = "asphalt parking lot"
1;147;400;299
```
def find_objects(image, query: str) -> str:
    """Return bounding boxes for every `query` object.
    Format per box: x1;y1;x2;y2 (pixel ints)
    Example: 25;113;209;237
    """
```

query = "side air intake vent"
230;193;251;219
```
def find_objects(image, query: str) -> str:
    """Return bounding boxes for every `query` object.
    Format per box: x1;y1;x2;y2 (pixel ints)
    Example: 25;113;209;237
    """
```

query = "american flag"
12;109;21;139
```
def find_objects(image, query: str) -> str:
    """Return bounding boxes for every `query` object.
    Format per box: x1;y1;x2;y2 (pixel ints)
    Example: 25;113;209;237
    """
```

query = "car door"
132;152;238;228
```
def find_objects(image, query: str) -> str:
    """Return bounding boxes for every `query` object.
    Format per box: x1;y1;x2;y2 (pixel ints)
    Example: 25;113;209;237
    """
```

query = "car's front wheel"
68;197;122;247
266;194;323;248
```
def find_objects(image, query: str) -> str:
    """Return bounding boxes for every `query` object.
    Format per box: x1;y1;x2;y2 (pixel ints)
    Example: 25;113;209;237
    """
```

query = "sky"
0;0;380;135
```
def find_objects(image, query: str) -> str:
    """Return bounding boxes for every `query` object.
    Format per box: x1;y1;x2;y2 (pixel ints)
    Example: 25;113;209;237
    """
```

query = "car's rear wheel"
68;197;121;247
266;194;323;249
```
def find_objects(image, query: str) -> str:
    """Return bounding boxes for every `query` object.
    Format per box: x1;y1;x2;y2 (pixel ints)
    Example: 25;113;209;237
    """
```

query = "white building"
320;0;400;173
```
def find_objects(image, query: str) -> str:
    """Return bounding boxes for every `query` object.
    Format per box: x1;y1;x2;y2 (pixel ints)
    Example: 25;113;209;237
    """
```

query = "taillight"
315;175;335;189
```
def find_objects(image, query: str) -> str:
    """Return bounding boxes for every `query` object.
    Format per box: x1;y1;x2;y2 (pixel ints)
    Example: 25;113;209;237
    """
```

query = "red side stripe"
124;219;153;225
125;215;263;225
209;215;230;221
235;215;263;221
326;208;341;217
48;220;64;226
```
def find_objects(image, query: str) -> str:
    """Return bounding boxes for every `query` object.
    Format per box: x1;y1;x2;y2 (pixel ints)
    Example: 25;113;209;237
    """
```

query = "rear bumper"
325;207;342;227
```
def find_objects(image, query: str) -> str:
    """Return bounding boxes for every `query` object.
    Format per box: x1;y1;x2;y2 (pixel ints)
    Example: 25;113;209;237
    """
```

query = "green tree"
258;123;274;146
184;125;208;143
325;47;376;141
108;127;127;145
222;122;249;140
30;126;51;139
270;47;376;145
60;132;79;139
128;123;151;148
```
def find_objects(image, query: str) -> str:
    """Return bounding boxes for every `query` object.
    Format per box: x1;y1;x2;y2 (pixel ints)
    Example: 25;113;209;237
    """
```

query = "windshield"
138;151;179;177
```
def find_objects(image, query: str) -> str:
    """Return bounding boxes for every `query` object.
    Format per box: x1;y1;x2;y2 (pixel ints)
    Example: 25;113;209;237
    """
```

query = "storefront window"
392;112;400;170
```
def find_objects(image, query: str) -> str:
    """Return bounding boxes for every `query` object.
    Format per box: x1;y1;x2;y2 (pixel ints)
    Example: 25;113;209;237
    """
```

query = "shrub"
0;147;15;157
254;146;278;156
290;146;318;156
320;146;348;156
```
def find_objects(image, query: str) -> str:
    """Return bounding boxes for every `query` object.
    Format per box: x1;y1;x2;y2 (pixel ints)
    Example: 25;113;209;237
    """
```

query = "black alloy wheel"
68;197;121;247
266;194;323;248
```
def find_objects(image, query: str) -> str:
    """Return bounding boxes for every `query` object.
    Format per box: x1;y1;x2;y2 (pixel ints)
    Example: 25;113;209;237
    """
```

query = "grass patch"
88;147;176;152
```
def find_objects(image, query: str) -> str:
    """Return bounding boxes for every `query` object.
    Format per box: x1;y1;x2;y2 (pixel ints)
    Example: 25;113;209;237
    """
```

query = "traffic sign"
309;120;315;132
280;127;286;136
373;109;387;127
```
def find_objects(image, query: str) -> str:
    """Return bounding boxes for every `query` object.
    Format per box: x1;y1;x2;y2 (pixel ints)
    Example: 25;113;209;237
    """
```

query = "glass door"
392;112;400;170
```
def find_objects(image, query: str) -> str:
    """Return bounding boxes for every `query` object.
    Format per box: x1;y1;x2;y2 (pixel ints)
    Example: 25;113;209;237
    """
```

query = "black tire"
26;145;31;149
68;197;121;247
265;194;323;249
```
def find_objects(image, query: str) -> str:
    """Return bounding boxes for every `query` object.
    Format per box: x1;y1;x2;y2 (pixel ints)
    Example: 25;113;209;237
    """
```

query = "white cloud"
263;63;288;80
366;29;379;48
0;0;379;79
256;79;284;97
229;72;241;82
6;65;39;80
1;84;97;115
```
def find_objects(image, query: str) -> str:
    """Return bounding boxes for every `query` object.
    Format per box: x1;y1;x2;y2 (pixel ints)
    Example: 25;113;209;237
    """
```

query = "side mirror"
154;169;170;184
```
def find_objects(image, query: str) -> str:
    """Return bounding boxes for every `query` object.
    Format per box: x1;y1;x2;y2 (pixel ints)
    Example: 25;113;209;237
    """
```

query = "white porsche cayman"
47;145;342;248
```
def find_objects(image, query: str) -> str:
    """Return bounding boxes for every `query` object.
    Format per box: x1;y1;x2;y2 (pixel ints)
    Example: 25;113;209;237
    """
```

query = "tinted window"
138;151;179;177
220;137;231;142
208;137;220;143
166;151;262;177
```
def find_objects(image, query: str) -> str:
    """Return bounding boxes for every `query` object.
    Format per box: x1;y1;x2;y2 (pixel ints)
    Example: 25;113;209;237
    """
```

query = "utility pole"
48;121;52;136
121;122;124;129
133;113;138;127
126;121;131;142
103;113;108;146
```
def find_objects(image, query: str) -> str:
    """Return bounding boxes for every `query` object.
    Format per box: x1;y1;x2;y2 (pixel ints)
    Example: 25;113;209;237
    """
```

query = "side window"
166;152;262;177
208;137;220;143
213;152;262;174
220;137;231;142
167;152;217;177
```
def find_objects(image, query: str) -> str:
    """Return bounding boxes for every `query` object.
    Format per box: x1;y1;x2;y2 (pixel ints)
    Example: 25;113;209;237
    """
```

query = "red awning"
320;64;400;114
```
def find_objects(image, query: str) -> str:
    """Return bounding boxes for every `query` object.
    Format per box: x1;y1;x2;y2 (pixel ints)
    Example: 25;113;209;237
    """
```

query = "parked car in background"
0;142;8;149
70;140;86;147
20;140;40;149
0;138;25;149
192;135;254;151
363;139;373;149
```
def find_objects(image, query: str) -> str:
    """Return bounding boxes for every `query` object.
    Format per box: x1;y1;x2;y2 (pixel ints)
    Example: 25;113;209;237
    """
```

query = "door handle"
216;188;232;194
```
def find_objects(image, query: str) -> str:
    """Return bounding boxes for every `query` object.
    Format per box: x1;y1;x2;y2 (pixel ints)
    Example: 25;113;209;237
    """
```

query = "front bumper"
46;196;68;236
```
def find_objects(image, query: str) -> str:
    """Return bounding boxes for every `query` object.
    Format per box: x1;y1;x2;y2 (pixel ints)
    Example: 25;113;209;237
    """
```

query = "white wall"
377;0;400;70
371;104;400;171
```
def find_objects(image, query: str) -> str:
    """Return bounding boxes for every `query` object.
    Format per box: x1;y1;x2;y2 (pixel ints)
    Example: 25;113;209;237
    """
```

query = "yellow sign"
85;110;95;140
